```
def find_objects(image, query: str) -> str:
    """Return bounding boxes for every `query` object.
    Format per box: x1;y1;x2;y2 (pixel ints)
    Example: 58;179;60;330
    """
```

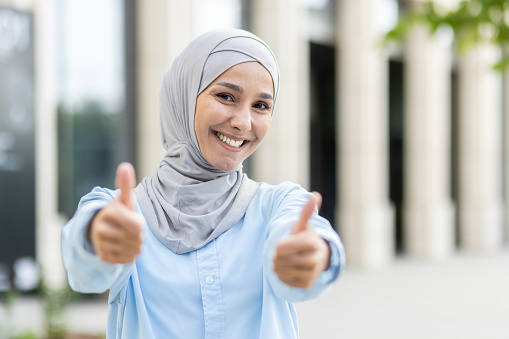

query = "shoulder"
256;181;308;200
251;181;310;215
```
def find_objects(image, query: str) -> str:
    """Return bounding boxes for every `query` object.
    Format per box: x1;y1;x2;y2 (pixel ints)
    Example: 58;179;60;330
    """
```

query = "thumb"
115;162;136;210
291;194;317;234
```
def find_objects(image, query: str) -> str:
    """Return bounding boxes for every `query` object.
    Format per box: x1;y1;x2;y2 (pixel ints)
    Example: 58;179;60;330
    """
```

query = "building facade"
0;0;507;289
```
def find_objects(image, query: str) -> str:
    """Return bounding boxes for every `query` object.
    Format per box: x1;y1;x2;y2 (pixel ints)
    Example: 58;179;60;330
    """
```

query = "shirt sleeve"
61;187;135;295
262;183;346;302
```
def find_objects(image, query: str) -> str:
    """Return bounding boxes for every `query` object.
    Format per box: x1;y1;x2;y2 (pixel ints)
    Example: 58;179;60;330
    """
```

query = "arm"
61;163;142;295
262;185;346;302
61;188;133;294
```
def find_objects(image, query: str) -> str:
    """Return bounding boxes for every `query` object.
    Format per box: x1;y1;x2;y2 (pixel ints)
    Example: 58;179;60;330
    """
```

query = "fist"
273;192;331;289
87;162;144;264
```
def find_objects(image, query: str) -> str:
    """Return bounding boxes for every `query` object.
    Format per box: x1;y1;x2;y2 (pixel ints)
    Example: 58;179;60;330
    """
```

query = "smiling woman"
61;28;345;339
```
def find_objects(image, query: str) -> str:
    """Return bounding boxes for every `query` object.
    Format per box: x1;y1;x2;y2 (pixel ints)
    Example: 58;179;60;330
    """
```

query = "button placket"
196;240;224;339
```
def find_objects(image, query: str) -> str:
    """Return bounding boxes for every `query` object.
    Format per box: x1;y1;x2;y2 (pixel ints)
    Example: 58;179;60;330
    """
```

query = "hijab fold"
134;29;280;254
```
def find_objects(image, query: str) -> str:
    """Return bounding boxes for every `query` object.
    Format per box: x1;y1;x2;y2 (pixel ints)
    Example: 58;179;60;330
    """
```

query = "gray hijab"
134;28;280;254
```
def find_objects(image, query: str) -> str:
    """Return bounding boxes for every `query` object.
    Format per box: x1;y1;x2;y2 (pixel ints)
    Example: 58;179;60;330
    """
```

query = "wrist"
85;209;102;247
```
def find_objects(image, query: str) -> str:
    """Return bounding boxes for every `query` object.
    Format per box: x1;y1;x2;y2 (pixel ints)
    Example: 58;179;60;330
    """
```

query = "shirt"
61;181;346;339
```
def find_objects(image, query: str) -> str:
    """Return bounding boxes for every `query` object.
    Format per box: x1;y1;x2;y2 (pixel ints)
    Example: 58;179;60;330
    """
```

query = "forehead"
212;62;274;95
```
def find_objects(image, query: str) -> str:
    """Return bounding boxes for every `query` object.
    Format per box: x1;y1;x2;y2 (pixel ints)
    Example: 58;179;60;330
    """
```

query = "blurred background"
0;0;507;338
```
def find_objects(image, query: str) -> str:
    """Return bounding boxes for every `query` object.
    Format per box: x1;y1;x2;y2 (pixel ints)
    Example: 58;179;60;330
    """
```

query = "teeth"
215;131;243;148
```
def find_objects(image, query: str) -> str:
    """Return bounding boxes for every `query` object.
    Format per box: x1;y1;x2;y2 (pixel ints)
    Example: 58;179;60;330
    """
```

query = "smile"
214;131;245;148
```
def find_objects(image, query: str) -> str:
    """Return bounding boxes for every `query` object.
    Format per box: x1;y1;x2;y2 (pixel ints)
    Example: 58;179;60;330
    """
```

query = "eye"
216;93;234;102
253;101;270;111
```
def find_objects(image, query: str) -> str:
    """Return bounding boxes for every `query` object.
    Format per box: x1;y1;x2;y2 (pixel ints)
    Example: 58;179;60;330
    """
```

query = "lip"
212;130;250;152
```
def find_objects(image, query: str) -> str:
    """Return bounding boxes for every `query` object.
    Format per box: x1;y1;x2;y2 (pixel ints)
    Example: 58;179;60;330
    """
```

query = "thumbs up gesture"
87;162;144;264
273;192;331;289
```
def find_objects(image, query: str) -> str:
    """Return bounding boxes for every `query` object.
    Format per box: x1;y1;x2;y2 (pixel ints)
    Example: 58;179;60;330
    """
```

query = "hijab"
133;28;280;254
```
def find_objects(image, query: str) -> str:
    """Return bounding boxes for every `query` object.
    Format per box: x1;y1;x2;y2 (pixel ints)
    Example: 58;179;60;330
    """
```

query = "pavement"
296;247;509;339
1;247;508;339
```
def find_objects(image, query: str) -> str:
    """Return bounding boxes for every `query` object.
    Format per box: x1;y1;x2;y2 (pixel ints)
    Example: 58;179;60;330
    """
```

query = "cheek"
194;112;214;154
255;116;271;140
194;117;205;146
200;104;230;128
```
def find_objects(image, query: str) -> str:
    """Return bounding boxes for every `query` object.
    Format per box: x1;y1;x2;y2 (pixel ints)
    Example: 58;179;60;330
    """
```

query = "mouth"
214;131;248;149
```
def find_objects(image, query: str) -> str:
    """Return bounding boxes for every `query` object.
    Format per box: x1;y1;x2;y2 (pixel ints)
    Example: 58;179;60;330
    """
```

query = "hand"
87;162;144;264
273;192;331;289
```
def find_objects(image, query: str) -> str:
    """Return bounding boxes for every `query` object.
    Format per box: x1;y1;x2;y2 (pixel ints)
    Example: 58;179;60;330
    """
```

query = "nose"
229;105;251;132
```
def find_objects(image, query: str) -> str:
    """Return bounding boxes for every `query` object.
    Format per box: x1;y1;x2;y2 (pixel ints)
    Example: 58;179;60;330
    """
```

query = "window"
57;0;135;216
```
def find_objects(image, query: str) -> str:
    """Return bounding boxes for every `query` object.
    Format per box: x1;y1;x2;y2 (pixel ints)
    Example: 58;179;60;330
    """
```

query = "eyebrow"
257;92;274;100
215;81;243;94
215;81;274;101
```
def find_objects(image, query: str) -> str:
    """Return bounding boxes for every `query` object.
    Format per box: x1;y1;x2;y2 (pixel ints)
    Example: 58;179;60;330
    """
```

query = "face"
194;61;274;171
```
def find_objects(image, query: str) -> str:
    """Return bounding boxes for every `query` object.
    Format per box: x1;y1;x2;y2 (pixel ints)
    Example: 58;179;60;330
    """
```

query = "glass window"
56;0;135;217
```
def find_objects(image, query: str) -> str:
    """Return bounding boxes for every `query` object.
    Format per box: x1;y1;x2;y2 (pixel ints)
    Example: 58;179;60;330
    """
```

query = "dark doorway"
451;69;459;247
309;42;337;229
389;59;404;254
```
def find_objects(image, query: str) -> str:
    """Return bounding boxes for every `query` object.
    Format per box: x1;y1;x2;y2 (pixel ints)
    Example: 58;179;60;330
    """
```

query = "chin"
215;163;238;172
211;159;241;172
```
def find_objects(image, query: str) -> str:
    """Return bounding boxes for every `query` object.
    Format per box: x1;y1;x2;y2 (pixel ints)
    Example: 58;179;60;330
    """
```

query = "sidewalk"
2;247;508;338
1;295;108;337
296;247;509;339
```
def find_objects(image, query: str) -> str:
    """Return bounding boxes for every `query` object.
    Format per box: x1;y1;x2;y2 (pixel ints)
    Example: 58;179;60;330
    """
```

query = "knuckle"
134;214;144;225
94;208;107;221
135;234;143;245
275;243;284;253
100;205;116;220
131;214;144;228
96;227;108;238
134;244;142;255
137;236;143;247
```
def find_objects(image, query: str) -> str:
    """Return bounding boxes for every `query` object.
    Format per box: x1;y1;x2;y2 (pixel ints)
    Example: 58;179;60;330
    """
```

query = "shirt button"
205;276;213;284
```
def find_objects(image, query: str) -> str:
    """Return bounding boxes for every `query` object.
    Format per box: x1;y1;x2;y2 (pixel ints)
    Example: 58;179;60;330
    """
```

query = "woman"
62;28;345;339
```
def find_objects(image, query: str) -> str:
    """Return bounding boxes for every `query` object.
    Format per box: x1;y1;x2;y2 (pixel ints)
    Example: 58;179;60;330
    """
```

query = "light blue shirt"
62;182;346;339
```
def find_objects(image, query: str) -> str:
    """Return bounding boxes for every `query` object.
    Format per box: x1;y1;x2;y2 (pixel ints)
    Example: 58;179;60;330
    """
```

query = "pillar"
34;0;67;288
458;43;504;251
250;0;310;188
403;23;455;259
337;0;395;268
506;70;509;243
136;0;194;179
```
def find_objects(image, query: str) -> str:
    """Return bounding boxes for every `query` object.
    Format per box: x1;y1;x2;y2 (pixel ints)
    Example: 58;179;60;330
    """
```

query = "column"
136;0;194;179
250;0;310;188
403;24;455;259
458;43;504;251
337;0;395;268
34;0;67;288
506;71;509;244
